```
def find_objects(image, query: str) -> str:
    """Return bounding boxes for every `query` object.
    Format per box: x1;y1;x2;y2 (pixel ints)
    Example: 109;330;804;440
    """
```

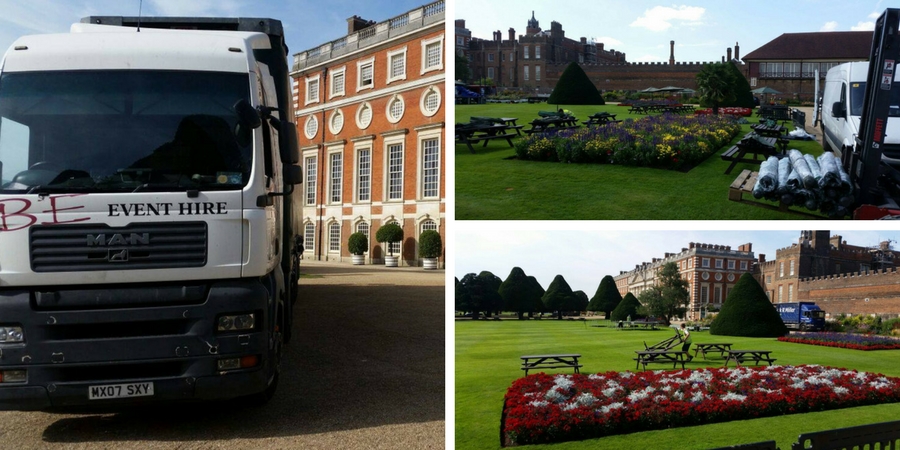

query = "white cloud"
630;5;705;32
868;11;881;19
851;21;875;31
820;21;839;31
595;36;623;48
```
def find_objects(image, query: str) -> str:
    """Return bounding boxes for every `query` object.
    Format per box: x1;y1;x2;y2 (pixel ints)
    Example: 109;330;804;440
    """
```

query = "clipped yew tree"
610;292;642;321
587;275;622;319
500;267;539;320
710;273;788;337
542;275;579;320
547;62;605;105
526;276;546;316
573;290;589;313
725;61;755;108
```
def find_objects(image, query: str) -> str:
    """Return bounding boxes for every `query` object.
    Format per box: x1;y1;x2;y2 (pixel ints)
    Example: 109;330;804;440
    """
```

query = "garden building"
290;1;446;266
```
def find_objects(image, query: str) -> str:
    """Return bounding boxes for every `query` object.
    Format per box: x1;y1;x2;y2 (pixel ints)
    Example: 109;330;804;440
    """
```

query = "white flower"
588;374;605;381
754;387;779;395
660;385;673;392
544;388;568;403
554;375;575;390
806;376;833;386
602;387;620;398
620;372;634;379
672;391;685;400
791;380;806;389
720;393;747;402
599;402;625;414
654;395;668;403
690;391;707;402
832;386;849;395
529;400;549;408
573;392;598;408
687;370;713;385
627;387;655;403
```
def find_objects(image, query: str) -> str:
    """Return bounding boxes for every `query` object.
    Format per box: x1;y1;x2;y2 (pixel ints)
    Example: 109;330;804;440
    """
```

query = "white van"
820;61;900;165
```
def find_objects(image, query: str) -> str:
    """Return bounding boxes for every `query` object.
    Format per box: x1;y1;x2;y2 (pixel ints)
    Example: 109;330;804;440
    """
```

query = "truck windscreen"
0;70;253;193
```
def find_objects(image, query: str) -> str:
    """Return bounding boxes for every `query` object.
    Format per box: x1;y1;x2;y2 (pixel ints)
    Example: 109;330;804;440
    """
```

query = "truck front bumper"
0;279;274;411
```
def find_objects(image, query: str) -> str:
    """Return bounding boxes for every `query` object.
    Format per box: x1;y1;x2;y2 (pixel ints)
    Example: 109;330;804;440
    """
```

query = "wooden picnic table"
751;123;786;138
524;116;580;134
634;350;689;371
693;343;733;359
721;134;784;174
723;350;777;367
583;112;621;126
455;123;517;153
520;354;582;376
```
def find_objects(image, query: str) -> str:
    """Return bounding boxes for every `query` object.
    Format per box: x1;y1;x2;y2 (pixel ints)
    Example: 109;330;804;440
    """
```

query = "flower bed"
513;114;741;170
779;332;900;350
694;107;753;116
501;365;900;446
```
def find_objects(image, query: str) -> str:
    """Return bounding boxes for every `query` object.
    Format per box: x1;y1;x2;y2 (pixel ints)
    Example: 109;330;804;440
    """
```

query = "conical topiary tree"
587;275;623;319
725;61;755;108
547;62;605;106
710;273;788;337
573;290;589;314
542;274;579;320
610;292;642;321
500;267;536;320
526;276;546;317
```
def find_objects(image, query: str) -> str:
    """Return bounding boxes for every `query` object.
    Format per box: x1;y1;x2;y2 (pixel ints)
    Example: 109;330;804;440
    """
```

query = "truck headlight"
0;326;24;343
217;313;255;332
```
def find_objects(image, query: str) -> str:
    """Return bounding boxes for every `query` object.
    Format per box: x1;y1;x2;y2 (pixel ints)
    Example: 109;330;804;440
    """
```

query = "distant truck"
776;302;826;331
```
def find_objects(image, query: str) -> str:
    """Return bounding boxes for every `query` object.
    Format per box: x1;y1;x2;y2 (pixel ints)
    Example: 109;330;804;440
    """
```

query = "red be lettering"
0;198;36;232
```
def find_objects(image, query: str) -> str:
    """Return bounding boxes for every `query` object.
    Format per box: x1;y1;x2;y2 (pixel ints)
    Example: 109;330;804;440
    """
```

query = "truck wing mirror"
280;122;299;164
282;164;302;185
234;99;262;129
832;101;846;118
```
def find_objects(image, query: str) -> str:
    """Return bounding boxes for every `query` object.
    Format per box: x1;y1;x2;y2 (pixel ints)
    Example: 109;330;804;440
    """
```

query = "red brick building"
291;1;445;266
614;243;757;321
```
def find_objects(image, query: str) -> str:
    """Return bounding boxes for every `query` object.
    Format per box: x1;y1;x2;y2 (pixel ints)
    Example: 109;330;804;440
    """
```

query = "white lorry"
820;61;900;166
0;17;301;410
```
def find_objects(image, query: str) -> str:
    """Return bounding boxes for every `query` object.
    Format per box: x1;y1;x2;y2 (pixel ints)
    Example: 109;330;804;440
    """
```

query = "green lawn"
455;103;826;220
455;319;900;449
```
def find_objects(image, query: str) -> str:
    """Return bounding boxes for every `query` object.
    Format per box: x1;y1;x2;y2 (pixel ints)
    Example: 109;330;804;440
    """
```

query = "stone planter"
384;255;399;267
352;254;365;265
422;257;438;270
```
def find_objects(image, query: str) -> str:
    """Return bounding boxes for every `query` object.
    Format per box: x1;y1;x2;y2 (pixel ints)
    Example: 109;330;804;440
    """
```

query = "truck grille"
30;222;207;272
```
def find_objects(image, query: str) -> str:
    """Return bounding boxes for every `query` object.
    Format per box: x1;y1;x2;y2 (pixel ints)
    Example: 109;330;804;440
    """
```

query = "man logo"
86;233;150;247
108;249;129;262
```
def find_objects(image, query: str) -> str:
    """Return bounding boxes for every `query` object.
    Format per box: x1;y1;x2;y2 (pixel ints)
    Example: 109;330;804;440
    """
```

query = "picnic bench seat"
520;354;582;376
634;350;689;371
693;343;733;359
723;350;776;367
455;122;517;153
721;134;783;174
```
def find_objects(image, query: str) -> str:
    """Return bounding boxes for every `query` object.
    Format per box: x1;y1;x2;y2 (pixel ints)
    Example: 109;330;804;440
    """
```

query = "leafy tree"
478;271;504;317
725;62;755;108
610;292;642;321
375;223;403;257
499;267;536;319
588;275;623;319
573;290;589;314
542;275;579;320
696;62;737;115
547;62;605;106
455;53;470;83
637;262;689;325
710;273;788;337
455;272;503;319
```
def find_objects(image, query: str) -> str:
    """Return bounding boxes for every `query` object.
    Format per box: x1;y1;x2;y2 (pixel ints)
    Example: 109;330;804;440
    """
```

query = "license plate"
88;382;154;400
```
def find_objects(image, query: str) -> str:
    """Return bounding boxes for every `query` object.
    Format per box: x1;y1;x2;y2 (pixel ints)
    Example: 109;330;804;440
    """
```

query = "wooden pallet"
728;170;823;218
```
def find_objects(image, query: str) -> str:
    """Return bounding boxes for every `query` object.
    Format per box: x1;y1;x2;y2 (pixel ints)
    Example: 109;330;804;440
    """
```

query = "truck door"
256;63;283;272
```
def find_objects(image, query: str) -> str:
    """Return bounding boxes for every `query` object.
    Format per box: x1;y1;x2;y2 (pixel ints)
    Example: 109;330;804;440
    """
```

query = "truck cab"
821;61;900;167
776;302;826;331
0;20;300;410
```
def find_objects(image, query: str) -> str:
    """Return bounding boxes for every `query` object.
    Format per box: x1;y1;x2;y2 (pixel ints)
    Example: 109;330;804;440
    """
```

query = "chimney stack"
508;28;515;42
727;47;732;61
734;42;740;61
669;40;675;65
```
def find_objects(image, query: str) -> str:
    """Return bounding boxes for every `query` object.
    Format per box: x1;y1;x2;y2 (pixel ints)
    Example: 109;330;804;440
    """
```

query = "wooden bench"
456;123;517;153
634;350;689;371
721;135;781;174
520;354;582;376
723;350;776;367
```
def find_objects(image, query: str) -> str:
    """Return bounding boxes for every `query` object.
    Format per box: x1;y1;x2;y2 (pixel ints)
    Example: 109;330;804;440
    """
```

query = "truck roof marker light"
228;47;243;53
14;46;27;51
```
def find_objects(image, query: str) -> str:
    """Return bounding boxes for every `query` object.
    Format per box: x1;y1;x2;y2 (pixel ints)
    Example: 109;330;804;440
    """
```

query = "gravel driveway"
0;261;446;449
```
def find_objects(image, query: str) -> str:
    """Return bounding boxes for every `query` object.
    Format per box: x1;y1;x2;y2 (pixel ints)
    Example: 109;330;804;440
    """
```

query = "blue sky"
0;0;432;60
455;0;886;63
454;227;900;295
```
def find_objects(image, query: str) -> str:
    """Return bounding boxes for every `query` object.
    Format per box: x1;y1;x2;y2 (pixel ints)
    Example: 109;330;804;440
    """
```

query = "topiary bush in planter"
376;223;403;266
348;232;368;265
418;230;442;269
